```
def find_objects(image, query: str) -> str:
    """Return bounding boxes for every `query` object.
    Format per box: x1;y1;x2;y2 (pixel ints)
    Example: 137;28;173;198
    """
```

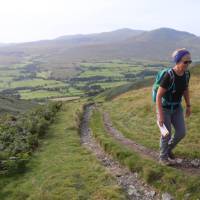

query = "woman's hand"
185;106;191;117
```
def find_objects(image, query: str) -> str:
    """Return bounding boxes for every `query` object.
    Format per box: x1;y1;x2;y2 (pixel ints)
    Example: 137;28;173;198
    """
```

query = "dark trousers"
157;105;186;159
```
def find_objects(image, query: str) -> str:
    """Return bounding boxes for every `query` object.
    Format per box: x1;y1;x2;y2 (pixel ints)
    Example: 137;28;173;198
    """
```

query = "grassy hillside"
0;95;37;115
97;65;200;159
1;66;199;199
0;100;127;200
94;77;154;102
84;65;200;199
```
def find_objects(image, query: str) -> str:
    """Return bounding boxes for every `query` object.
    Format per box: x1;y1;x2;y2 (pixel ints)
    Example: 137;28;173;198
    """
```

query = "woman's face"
177;54;192;71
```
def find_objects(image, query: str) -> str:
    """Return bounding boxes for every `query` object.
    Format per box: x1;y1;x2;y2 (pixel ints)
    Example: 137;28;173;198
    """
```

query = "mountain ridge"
0;27;200;64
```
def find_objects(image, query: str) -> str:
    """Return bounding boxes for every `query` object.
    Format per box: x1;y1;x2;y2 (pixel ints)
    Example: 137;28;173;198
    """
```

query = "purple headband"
174;49;190;63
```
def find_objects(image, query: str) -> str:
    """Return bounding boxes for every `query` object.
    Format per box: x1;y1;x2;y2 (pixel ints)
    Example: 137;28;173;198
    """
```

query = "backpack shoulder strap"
185;70;190;85
166;68;175;91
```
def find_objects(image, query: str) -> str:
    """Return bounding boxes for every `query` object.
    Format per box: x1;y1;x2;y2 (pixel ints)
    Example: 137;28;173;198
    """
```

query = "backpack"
152;68;190;107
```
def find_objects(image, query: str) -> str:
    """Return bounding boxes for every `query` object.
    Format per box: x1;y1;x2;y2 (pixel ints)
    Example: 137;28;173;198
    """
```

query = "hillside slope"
97;65;200;159
0;100;127;199
0;95;37;115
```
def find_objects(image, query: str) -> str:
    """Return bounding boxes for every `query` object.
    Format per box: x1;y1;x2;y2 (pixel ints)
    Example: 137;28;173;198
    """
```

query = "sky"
0;0;200;43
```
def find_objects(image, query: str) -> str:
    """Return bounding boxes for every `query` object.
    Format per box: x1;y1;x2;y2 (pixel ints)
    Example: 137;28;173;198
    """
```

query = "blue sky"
0;0;200;43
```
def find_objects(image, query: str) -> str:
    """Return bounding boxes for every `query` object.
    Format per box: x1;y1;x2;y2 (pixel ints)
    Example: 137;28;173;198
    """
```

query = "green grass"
80;61;145;69
19;90;64;99
78;69;124;78
67;87;84;95
90;81;129;89
0;95;36;115
10;79;64;88
0;78;66;90
99;68;200;159
78;62;147;79
43;82;67;89
94;77;154;102
11;61;34;69
36;71;52;79
0;69;22;77
0;59;164;100
0;101;127;200
0;77;13;82
18;87;83;100
89;108;200;199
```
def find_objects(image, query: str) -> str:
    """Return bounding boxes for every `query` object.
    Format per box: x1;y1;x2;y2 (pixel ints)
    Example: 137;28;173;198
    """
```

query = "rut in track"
101;108;200;175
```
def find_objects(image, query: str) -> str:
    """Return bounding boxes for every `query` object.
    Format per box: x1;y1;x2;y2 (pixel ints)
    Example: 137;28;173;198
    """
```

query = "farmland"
0;57;167;101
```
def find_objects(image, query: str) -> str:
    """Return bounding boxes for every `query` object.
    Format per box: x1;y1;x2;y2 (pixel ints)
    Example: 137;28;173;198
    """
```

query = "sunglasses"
183;60;192;64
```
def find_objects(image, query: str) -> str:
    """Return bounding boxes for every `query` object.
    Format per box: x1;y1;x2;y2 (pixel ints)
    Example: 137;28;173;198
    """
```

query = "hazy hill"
60;27;200;62
0;27;200;67
0;28;144;52
55;28;145;44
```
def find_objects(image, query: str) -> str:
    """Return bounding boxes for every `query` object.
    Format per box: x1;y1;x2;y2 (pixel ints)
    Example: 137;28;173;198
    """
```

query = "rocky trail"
80;103;168;200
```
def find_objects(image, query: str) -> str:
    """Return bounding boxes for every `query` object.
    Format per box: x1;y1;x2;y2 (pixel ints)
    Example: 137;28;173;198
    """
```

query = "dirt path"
102;109;200;175
80;104;162;200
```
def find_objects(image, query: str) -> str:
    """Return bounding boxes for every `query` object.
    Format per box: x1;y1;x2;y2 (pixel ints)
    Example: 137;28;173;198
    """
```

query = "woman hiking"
156;48;192;165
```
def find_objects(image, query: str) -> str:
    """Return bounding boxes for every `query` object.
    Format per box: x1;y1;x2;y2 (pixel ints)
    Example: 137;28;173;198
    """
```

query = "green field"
19;90;64;99
90;81;130;89
79;61;146;78
0;58;166;100
36;71;52;79
9;79;64;88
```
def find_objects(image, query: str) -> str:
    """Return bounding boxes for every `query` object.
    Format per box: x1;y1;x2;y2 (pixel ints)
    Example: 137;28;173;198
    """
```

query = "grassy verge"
89;108;200;199
0;101;127;200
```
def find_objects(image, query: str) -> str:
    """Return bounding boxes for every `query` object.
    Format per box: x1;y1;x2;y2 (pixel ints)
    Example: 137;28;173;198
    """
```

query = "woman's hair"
172;48;190;63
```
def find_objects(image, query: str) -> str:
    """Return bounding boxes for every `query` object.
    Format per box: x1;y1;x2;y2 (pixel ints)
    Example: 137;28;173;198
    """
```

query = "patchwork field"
0;57;167;100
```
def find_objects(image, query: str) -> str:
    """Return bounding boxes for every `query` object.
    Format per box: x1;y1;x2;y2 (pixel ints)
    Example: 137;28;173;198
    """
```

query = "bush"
0;101;62;175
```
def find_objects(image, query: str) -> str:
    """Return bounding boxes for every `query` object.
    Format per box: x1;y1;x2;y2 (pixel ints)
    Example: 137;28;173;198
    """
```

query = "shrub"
0;101;62;175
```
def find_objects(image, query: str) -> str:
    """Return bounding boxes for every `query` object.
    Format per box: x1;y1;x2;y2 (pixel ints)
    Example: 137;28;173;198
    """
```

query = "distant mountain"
0;27;200;66
55;28;145;44
130;28;197;42
45;27;200;62
112;27;200;60
63;27;200;61
0;28;145;52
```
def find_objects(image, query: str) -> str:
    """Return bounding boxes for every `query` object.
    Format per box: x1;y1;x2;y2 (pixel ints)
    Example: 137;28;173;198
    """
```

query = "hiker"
156;48;192;165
